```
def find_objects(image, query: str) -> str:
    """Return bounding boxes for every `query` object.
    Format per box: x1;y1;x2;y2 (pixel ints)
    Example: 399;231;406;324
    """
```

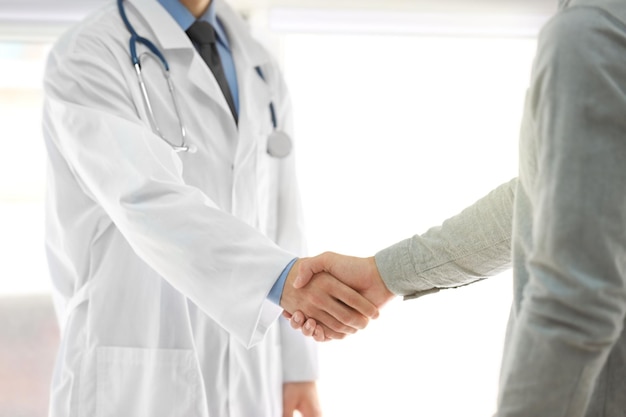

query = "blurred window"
0;41;58;417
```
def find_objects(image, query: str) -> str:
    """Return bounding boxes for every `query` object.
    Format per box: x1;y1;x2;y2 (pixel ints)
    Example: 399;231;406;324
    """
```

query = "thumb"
293;272;312;289
293;253;332;289
299;402;323;417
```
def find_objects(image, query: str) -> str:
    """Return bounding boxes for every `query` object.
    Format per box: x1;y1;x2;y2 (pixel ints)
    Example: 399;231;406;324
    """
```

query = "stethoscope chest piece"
267;130;292;158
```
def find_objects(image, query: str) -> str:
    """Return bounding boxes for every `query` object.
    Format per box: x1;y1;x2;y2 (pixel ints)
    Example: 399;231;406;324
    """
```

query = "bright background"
0;4;543;417
284;32;534;417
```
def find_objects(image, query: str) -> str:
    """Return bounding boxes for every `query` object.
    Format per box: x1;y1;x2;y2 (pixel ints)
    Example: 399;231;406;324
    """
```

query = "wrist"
367;256;395;301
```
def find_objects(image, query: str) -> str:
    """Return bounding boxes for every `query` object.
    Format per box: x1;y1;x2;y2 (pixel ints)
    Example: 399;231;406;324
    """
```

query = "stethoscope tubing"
117;0;291;157
118;0;169;70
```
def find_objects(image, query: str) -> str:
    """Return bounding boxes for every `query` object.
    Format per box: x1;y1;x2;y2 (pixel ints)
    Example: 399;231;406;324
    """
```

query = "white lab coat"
42;0;318;416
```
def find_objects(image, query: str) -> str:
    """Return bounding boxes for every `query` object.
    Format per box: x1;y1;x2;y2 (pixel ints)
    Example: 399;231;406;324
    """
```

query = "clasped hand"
279;252;395;341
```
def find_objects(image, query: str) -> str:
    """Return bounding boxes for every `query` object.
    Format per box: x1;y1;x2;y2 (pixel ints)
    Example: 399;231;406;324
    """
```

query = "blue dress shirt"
269;258;297;305
157;0;294;306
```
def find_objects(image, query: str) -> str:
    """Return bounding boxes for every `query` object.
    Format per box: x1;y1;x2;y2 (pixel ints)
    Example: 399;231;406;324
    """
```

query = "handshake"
279;252;396;342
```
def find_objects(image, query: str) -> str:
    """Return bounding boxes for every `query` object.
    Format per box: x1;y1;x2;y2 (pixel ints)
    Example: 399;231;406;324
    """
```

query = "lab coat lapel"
128;0;235;120
214;0;274;226
233;62;272;174
126;0;189;50
185;56;235;121
229;64;273;226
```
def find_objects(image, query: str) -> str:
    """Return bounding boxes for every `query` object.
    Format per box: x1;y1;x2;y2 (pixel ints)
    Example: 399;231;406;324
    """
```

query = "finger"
289;311;305;329
292;312;343;340
315;277;376;328
311;306;358;335
282;311;293;320
316;322;346;340
282;389;295;417
282;403;294;417
324;300;369;330
302;281;368;332
301;318;316;337
313;326;326;342
295;319;335;341
299;401;323;417
325;278;379;321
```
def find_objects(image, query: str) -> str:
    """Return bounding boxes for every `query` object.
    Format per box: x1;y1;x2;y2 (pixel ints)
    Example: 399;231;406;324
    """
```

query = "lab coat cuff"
249;299;284;347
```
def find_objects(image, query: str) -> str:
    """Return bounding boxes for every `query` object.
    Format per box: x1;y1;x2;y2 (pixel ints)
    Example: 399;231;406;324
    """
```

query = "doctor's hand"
283;381;322;417
287;252;396;341
280;259;379;340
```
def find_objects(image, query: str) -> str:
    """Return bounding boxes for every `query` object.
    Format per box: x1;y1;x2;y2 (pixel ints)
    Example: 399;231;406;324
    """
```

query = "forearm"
375;178;515;298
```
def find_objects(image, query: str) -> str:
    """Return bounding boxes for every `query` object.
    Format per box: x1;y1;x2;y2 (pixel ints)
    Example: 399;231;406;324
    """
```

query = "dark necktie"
186;20;238;124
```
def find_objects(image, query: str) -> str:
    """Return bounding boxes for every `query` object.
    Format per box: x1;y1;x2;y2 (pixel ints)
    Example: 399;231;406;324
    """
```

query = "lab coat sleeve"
269;62;319;381
42;30;291;348
375;178;515;299
497;10;626;416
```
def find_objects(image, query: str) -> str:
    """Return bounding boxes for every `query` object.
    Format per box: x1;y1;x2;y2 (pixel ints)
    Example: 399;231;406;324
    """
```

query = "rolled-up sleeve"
375;179;515;299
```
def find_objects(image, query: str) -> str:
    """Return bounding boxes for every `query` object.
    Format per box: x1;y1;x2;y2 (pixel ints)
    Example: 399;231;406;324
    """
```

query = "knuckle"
367;306;379;319
309;292;323;307
317;275;332;289
334;322;356;334
326;320;345;333
338;309;364;329
351;316;368;330
335;309;351;324
332;331;346;340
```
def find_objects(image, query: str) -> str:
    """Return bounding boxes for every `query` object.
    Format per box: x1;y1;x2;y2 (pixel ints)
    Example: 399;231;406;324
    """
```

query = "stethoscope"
117;0;292;157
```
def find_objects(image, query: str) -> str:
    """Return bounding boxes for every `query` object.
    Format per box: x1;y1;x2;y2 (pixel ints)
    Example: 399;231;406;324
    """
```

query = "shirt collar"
201;2;232;51
157;0;232;50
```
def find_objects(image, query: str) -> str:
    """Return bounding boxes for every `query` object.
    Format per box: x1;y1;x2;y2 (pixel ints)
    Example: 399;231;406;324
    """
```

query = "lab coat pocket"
256;134;281;240
95;347;207;417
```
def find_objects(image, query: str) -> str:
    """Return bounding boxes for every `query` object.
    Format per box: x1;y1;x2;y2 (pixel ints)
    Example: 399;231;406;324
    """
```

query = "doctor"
42;0;377;416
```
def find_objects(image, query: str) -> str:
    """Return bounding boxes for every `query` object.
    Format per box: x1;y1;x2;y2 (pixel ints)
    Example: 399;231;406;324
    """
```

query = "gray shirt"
375;1;626;415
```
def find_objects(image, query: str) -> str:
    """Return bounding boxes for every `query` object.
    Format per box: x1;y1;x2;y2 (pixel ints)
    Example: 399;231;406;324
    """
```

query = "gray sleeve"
375;178;515;299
